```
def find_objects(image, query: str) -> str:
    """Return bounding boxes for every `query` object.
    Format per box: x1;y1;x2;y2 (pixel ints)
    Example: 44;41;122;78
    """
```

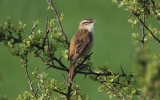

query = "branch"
53;89;67;96
132;10;160;43
100;81;122;99
37;51;133;78
30;23;37;34
150;0;160;23
141;1;146;48
45;16;55;67
66;84;72;100
120;65;126;76
75;70;112;76
53;57;68;70
0;31;22;44
42;16;50;51
36;53;67;71
46;0;69;47
22;58;37;99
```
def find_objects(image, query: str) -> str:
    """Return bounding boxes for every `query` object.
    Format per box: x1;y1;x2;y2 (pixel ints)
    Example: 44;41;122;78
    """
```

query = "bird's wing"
72;32;92;62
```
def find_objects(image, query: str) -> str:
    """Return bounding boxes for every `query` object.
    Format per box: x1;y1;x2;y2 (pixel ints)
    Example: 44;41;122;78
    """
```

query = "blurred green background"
1;0;157;100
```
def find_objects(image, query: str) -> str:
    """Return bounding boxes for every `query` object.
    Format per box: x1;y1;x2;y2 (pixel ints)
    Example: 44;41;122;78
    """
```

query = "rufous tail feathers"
68;61;75;82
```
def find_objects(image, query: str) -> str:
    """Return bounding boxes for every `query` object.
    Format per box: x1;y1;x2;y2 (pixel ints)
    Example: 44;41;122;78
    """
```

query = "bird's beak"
93;20;96;24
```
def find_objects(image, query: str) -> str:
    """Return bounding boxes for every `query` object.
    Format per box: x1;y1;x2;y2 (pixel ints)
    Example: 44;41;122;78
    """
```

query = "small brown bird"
68;18;96;82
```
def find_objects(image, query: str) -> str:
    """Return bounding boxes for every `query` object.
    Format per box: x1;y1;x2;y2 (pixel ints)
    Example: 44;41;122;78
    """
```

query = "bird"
68;18;96;82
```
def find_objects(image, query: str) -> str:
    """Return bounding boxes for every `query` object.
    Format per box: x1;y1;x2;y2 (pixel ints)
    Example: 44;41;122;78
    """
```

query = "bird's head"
79;18;96;32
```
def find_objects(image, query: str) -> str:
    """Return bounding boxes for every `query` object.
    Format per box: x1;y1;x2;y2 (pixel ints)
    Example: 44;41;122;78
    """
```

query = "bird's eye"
84;22;89;24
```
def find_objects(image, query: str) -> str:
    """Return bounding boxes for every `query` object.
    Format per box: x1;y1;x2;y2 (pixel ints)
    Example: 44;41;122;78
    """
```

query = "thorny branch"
67;83;72;100
36;50;122;77
53;88;67;96
100;81;122;99
150;0;160;23
0;31;22;44
45;16;55;66
22;58;37;99
30;23;37;34
46;0;69;48
35;53;67;71
42;16;50;52
132;10;160;43
141;0;146;48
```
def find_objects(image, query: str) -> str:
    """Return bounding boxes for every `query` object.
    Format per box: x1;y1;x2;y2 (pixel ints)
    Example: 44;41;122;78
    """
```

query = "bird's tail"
68;61;75;82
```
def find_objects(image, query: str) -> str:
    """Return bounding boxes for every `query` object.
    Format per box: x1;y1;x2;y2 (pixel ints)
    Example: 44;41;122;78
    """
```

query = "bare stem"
150;0;160;22
45;16;55;66
46;0;69;48
66;83;72;100
132;10;160;43
22;59;37;99
141;0;146;48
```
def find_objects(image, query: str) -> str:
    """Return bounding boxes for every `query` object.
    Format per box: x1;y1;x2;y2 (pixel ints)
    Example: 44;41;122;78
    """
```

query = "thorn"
128;13;132;17
84;74;87;80
59;56;63;61
45;66;50;70
62;73;66;79
120;65;126;76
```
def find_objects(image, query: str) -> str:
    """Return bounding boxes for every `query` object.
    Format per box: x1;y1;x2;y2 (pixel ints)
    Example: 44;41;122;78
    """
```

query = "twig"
0;31;22;44
100;80;122;99
53;88;67;96
120;65;126;76
77;70;133;78
46;0;69;47
150;0;160;23
30;24;37;34
66;83;72;100
36;53;67;71
141;1;146;48
22;59;37;99
45;16;55;66
53;57;68;70
41;78;47;99
132;10;160;43
42;16;50;51
37;51;133;78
